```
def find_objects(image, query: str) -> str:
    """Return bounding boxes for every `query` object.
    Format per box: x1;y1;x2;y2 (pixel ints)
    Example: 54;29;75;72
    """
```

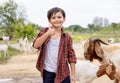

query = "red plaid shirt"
33;27;77;83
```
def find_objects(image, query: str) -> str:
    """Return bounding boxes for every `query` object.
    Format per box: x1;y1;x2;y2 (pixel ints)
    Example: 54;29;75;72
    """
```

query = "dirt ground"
0;43;115;83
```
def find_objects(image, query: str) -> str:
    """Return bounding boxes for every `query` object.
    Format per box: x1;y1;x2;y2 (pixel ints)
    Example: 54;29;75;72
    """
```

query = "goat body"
76;60;115;83
76;60;98;83
0;44;8;57
2;35;10;45
18;37;29;54
102;44;120;81
84;38;120;83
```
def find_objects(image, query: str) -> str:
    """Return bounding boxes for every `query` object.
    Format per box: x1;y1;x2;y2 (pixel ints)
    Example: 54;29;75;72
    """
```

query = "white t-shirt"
44;37;60;72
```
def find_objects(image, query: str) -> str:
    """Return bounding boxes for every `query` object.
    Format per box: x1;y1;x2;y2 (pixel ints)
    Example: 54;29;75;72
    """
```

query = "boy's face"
48;12;65;28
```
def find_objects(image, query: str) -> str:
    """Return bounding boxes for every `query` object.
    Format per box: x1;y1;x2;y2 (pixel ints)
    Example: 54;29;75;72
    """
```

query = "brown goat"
83;38;120;83
84;38;108;62
97;63;116;80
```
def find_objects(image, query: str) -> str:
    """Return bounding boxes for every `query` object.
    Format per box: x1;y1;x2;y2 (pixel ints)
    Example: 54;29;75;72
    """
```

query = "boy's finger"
49;24;52;28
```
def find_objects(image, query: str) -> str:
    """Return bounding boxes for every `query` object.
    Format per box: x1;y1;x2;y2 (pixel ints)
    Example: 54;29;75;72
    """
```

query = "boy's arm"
33;31;50;48
70;63;76;83
66;34;76;83
33;27;55;49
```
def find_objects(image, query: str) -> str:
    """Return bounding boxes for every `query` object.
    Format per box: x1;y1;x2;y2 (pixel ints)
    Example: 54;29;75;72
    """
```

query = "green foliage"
13;23;37;40
67;25;83;33
0;0;26;36
69;23;120;43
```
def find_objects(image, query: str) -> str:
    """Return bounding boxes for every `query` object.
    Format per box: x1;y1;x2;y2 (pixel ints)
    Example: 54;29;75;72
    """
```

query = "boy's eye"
51;16;62;19
58;16;61;18
51;17;55;19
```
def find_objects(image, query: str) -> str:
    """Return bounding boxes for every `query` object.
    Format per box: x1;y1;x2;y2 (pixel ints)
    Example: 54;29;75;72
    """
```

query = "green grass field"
72;33;120;43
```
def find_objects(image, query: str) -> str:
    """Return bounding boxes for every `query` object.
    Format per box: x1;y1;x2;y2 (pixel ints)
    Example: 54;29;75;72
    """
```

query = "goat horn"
90;38;108;45
109;59;116;69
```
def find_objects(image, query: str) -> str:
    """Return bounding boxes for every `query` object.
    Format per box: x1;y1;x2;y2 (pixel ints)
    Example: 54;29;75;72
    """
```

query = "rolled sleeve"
67;35;77;63
32;28;46;49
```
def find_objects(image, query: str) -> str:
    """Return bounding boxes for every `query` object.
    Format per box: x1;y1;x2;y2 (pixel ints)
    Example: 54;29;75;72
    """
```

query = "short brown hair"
47;7;66;20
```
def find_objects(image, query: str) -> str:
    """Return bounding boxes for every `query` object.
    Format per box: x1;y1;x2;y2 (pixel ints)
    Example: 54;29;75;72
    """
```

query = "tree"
13;22;37;40
116;23;120;30
111;23;117;29
87;24;94;30
103;18;109;27
93;16;103;27
0;0;25;36
68;25;83;33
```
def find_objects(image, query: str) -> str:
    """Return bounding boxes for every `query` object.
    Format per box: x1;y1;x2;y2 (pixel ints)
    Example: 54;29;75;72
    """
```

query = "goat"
2;35;10;45
0;44;8;57
76;60;116;83
18;37;30;54
83;38;120;83
107;38;115;44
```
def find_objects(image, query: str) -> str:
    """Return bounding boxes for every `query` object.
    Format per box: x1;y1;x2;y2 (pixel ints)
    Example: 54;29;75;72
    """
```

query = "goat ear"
84;40;89;49
95;42;104;58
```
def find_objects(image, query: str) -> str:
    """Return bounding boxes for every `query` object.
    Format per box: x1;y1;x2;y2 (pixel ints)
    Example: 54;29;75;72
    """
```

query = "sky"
1;0;120;27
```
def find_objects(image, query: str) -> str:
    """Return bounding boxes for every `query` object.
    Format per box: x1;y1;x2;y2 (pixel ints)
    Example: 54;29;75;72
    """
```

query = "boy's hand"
48;26;55;36
71;75;76;83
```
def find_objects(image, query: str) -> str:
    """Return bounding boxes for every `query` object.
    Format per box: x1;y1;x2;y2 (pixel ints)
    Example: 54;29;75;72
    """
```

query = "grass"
0;46;20;64
72;34;91;43
72;33;120;43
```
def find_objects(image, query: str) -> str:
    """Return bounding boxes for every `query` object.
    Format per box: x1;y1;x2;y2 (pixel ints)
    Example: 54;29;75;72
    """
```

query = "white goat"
107;38;115;44
76;60;115;83
2;35;10;45
0;44;8;57
18;37;30;54
83;38;120;83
